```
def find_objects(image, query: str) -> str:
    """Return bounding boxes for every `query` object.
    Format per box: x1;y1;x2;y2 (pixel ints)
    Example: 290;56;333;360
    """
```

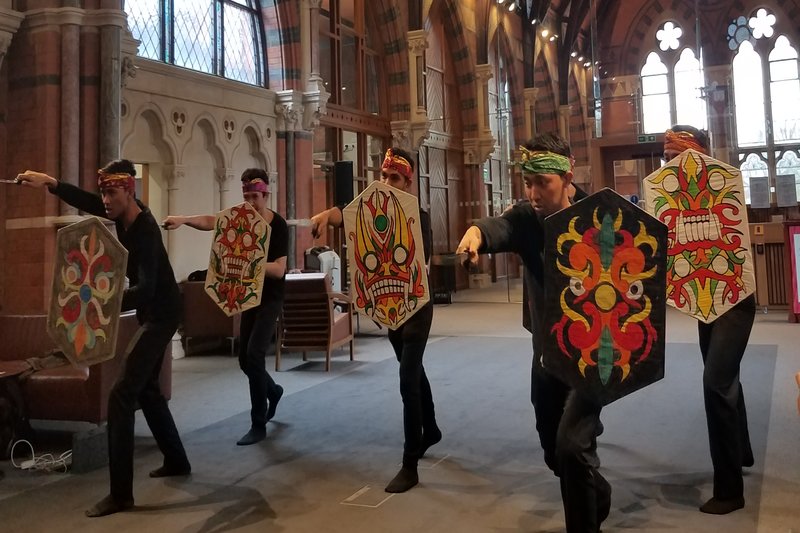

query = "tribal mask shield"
543;188;667;405
343;180;429;329
205;202;271;316
643;149;755;323
47;217;128;367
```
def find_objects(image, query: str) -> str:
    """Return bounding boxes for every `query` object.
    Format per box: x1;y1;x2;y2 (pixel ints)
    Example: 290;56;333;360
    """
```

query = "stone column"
99;24;121;164
705;64;733;163
523;87;539;136
61;20;81;215
558;104;572;143
275;91;304;269
306;0;323;91
475;64;494;136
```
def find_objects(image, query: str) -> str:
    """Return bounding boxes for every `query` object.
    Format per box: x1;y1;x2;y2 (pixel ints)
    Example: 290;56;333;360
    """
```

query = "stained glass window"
124;0;265;86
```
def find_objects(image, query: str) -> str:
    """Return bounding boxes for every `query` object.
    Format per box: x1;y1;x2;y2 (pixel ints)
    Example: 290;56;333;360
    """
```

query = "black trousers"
697;294;755;500
531;363;570;474
556;390;608;533
238;300;281;429
108;321;188;502
387;302;437;465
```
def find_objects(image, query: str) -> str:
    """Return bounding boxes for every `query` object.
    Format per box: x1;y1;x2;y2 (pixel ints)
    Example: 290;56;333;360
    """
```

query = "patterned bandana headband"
517;146;572;175
664;129;708;155
242;178;269;194
97;170;135;191
381;149;413;180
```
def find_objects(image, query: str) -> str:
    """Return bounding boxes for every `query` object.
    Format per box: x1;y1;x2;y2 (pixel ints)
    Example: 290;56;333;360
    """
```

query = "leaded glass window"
640;22;707;134
731;6;800;206
124;0;265;86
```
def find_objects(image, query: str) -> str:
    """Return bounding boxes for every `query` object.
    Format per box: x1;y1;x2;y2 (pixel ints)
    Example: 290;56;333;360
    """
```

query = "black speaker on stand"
333;161;354;205
333;161;354;292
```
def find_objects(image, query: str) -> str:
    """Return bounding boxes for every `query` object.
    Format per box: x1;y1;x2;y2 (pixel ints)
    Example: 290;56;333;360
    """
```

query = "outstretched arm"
162;215;215;231
17;170;106;218
310;206;344;238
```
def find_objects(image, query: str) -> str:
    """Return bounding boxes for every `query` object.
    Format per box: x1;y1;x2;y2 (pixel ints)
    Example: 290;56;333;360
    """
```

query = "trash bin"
430;253;460;304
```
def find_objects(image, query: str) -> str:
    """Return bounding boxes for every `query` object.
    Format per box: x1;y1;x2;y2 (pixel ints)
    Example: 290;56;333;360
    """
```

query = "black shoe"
266;385;284;421
85;495;134;517
699;496;745;515
420;427;442;458
385;466;419;493
237;427;267;446
149;462;191;478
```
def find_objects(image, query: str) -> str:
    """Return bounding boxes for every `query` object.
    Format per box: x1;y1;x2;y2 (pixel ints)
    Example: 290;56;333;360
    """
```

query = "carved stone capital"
407;29;429;55
302;85;330;131
0;6;25;70
475;63;494;83
275;90;305;132
462;136;497;166
523;87;540;105
163;165;186;189
215;168;236;187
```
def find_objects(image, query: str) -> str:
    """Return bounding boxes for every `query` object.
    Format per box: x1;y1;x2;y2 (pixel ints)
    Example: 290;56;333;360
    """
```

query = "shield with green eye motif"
343;180;430;330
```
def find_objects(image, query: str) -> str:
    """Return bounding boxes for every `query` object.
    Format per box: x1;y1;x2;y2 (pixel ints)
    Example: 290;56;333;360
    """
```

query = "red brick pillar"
0;5;125;313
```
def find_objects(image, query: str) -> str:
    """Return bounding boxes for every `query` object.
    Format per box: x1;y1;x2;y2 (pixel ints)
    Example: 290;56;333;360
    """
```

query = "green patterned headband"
516;146;572;175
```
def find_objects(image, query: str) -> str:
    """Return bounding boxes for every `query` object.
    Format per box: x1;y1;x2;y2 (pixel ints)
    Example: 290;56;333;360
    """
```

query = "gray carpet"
0;336;782;532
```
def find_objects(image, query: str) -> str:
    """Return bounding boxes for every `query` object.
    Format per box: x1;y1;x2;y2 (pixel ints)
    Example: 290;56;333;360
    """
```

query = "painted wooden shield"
643;149;755;323
47;217;128;367
343;180;430;330
542;188;668;405
205;202;271;316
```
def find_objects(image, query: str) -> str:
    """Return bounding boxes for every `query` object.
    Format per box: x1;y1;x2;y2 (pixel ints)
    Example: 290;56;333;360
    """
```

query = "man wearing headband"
663;125;755;515
311;147;442;493
457;133;610;532
17;160;190;517
163;168;288;446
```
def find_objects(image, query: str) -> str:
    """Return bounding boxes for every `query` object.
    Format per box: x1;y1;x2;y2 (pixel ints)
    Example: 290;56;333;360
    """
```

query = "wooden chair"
276;273;354;371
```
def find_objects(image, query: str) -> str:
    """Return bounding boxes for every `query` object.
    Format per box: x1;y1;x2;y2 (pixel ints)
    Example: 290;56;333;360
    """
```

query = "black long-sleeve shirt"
473;186;588;363
50;182;181;325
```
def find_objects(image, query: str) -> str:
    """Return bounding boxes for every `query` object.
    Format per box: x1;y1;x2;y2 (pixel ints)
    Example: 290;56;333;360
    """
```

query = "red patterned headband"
664;129;708;155
381;149;413;180
242;178;268;194
97;170;135;191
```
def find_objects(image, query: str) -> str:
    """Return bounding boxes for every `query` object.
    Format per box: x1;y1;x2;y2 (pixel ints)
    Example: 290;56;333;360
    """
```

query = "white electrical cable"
10;439;72;473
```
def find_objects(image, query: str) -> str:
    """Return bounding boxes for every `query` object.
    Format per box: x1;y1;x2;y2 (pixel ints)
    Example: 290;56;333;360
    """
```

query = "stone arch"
369;0;411;121
183;114;227;168
568;70;589;164
534;52;558;135
232;123;270;172
121;104;177;166
260;0;301;91
426;0;479;135
490;24;525;145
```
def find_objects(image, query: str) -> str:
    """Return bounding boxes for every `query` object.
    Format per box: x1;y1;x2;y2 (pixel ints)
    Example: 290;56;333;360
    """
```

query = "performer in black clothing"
457;134;610;532
663;126;755;515
18;160;190;517
163;168;288;446
311;147;441;493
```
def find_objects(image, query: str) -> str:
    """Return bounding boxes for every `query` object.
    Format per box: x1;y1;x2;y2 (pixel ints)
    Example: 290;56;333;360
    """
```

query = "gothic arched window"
125;0;265;87
730;8;800;204
640;21;707;134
